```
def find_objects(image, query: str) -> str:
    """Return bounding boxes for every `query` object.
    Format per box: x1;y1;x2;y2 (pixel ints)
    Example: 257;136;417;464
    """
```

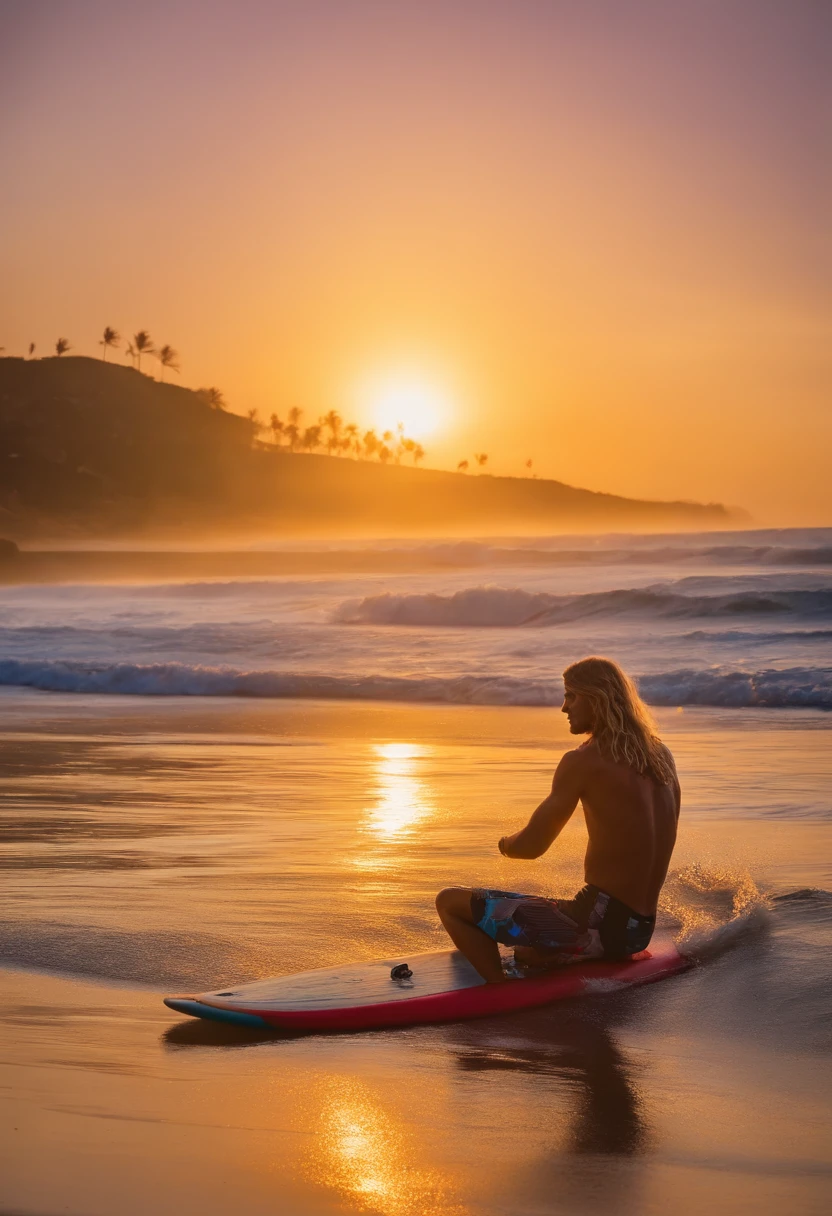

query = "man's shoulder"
557;741;598;773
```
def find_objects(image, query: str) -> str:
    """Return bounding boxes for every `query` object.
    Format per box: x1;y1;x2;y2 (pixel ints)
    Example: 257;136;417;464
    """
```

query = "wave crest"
0;659;829;709
333;584;832;627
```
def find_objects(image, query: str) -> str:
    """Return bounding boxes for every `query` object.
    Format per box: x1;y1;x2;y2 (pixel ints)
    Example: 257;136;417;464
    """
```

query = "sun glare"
361;374;450;439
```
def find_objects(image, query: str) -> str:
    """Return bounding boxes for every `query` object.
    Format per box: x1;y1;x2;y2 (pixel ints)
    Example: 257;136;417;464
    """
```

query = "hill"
0;356;738;538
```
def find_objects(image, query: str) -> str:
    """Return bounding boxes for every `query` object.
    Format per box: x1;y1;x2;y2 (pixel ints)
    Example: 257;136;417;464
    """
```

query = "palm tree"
457;459;469;472
474;452;488;470
323;410;343;455
55;338;71;356
28;342;36;357
378;443;392;464
302;424;323;451
362;429;379;460
247;408;264;437
343;423;359;456
412;443;425;465
125;341;136;365
132;330;154;372
197;386;226;410
284;422;300;450
99;327;120;360
157;344;180;380
525;459;533;474
269;413;284;445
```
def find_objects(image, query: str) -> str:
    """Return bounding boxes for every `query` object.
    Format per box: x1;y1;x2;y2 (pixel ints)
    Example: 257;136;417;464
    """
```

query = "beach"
1;530;831;1214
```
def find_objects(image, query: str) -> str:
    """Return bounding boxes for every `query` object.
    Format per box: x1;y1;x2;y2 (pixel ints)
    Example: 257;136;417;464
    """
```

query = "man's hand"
497;750;584;860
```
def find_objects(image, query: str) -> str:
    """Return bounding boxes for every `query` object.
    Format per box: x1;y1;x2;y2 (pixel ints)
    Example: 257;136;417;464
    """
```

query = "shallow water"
1;693;831;1214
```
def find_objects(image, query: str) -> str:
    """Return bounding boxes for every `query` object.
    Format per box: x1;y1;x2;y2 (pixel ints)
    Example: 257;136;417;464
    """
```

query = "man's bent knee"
435;887;474;917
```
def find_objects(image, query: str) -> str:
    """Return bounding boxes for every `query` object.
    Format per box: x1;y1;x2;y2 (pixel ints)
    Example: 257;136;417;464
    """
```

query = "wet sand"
1;693;831;1215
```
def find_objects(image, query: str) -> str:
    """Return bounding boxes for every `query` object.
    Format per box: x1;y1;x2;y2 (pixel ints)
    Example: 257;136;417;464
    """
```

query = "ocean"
1;527;831;708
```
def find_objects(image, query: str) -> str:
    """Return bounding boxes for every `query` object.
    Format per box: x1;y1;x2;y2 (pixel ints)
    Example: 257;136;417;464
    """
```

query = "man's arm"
499;750;584;860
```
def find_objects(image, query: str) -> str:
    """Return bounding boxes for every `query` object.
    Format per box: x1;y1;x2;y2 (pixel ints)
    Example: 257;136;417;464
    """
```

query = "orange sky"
2;0;829;524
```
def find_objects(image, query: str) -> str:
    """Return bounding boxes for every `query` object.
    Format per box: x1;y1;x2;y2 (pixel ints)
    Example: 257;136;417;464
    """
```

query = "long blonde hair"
563;656;674;784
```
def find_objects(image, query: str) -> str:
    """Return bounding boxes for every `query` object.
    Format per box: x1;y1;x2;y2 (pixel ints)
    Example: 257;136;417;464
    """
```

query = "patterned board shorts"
471;883;655;966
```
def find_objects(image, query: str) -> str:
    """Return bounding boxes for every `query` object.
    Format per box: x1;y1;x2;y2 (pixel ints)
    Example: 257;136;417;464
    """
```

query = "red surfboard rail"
180;937;691;1033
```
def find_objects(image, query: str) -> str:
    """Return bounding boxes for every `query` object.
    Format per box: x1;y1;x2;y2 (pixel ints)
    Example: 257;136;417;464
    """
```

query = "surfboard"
164;931;690;1032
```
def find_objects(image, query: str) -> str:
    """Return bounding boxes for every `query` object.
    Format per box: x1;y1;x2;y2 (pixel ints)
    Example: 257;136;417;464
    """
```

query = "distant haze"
2;0;829;524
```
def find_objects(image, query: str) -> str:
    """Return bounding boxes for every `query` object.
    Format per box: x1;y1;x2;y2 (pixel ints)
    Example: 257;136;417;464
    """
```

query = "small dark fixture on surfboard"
390;963;413;980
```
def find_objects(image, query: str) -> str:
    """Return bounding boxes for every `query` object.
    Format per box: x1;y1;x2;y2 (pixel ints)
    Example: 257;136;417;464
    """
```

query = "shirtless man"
435;656;681;983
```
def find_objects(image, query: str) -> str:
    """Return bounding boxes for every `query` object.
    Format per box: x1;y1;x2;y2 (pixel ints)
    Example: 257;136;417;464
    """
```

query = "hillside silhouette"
0;356;737;538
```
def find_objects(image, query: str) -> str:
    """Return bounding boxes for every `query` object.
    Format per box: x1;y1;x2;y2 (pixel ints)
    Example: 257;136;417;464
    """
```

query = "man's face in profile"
561;685;593;734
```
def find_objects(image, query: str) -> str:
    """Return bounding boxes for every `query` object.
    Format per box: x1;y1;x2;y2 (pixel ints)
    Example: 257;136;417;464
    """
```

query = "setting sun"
360;374;451;440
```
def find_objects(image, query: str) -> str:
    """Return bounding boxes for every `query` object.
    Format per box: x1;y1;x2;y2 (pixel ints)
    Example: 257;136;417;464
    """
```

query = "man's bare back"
435;658;681;983
555;739;679;916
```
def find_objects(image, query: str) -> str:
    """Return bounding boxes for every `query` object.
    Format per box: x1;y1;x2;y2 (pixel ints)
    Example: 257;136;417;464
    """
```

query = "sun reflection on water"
306;1077;466;1216
365;743;434;839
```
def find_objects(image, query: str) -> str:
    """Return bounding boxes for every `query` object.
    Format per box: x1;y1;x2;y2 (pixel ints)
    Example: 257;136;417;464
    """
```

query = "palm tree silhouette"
132;331;154;372
525;458;533;474
55;338;71;356
323;410;343;455
100;327;120;361
474;453;488;470
269;413;284;444
343;423;360;456
362;429;379;460
198;386;226;410
157;344;180;380
302;423;323;451
246;408;265;437
457;459;469;472
412;443;425;465
28;342;36;357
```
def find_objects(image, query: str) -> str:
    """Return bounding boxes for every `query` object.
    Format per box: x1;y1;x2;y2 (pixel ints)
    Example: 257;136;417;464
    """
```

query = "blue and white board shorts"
471;883;655;965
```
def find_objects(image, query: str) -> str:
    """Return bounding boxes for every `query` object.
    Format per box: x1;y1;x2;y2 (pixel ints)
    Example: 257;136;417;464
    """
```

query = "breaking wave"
1;658;829;708
334;584;832;627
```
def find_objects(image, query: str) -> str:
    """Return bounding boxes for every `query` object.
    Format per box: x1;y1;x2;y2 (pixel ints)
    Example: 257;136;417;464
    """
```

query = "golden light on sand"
362;374;451;439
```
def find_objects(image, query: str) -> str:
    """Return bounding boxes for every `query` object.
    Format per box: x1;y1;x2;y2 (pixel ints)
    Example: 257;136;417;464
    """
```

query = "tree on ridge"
197;386;226;411
323;409;342;454
457;459;469;472
55;338;71;356
474;452;488;470
302;423;323;451
28;342;36;357
157;344;180;380
100;327;120;361
132;331;154;372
